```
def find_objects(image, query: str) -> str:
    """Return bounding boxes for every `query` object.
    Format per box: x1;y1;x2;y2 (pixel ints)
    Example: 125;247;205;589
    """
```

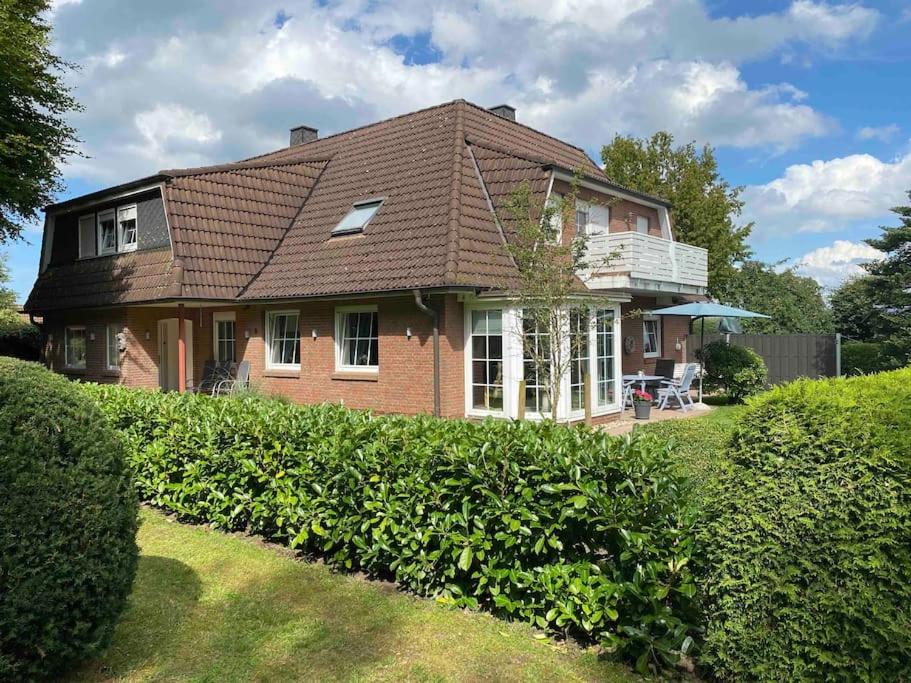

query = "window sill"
102;368;122;377
62;366;87;375
263;368;300;378
332;370;378;382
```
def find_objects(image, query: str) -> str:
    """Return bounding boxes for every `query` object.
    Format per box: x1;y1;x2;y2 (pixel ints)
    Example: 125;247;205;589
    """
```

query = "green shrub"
637;407;744;495
841;340;893;375
699;340;767;402
0;360;138;680
82;384;698;673
0;310;40;360
699;368;911;681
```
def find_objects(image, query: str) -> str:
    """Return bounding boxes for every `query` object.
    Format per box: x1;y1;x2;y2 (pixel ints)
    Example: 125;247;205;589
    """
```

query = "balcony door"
158;318;194;391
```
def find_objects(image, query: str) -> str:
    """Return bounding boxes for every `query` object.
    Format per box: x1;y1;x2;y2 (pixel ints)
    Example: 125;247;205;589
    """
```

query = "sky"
7;0;911;302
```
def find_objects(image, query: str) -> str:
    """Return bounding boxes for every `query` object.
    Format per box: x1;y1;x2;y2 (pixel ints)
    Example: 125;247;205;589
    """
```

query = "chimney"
289;125;318;146
487;104;516;121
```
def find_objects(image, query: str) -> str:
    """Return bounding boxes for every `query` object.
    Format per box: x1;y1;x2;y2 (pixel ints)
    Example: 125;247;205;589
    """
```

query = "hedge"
841;341;893;375
82;384;699;672
0;360;138;680
699;340;767;402
698;368;911;681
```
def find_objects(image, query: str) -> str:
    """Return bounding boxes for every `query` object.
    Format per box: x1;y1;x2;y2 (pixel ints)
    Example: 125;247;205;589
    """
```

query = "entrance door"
158;318;194;390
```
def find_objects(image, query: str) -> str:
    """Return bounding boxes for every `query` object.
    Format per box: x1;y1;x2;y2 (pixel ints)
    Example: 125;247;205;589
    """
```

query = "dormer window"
118;205;138;251
332;199;383;236
97;209;117;255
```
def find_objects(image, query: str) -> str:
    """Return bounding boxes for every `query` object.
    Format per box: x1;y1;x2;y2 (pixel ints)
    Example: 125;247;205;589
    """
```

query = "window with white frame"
97;209;117;255
65;326;87;369
547;192;563;243
643;316;661;357
470;309;503;411
522;315;552;415
575;201;589;238
106;323;120;370
78;215;96;258
636;215;650;234
595;309;616;407
336;308;379;370
213;312;236;362
266;311;300;369
588;204;609;237
118;205;138;251
569;310;590;412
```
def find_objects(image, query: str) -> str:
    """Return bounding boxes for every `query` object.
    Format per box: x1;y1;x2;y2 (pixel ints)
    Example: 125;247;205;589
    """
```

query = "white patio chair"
622;378;636;408
657;363;697;412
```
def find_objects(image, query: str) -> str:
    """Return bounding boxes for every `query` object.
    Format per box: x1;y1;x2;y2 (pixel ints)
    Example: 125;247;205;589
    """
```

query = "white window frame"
97;208;117;255
78;214;96;259
117;204;138;252
643;315;661;358
587;203;610;238
105;323;121;371
574;200;590;239
547;192;563;244
334;305;379;373
636;214;650;234
265;310;301;370
213;312;236;363
65;325;87;369
463;301;622;422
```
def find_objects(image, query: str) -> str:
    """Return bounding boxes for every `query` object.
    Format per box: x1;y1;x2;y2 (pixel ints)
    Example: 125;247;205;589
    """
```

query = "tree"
503;179;613;420
714;260;833;334
829;276;886;342
601;132;752;294
861;192;911;366
1;0;81;242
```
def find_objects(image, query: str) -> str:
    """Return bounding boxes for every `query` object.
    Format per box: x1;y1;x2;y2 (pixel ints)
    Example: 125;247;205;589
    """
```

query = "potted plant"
632;389;653;420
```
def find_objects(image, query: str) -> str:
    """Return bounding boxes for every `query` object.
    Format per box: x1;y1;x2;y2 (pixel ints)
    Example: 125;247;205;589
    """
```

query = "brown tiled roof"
29;99;625;309
26;248;173;310
164;160;326;299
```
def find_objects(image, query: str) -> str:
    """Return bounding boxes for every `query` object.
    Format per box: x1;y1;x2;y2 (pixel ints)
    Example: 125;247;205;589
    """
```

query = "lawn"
70;509;640;682
637;405;745;493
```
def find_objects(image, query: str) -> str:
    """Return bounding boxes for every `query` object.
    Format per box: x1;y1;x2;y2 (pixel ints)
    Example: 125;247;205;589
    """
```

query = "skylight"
332;199;383;235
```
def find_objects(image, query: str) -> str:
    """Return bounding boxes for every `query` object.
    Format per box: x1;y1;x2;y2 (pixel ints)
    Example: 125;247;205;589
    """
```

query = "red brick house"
25;100;706;423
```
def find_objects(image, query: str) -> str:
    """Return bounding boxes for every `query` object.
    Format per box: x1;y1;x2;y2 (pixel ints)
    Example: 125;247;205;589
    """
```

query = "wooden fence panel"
687;333;840;384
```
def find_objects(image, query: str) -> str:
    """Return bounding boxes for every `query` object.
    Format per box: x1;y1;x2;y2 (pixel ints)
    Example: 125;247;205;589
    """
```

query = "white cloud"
47;0;879;186
744;150;911;237
857;124;900;142
794;239;882;289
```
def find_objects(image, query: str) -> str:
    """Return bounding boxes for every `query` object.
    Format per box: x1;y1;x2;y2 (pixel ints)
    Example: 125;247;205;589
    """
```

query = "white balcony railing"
583;231;708;294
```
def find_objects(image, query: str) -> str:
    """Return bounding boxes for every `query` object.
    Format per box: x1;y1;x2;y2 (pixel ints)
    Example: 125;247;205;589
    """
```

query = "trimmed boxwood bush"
0;359;138;680
82;384;698;672
699;368;911;681
699;340;767;402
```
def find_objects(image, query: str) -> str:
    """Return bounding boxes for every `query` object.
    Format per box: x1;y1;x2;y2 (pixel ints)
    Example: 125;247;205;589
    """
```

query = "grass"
637;405;745;493
71;509;641;683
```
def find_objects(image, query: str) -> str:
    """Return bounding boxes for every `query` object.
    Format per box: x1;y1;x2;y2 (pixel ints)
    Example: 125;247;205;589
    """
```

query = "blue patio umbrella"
649;302;770;403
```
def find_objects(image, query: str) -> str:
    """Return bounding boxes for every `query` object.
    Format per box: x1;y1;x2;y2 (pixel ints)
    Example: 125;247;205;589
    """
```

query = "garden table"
622;374;664;392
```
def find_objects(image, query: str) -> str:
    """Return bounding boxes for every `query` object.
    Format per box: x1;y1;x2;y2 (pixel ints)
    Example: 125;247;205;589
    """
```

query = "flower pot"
633;401;651;420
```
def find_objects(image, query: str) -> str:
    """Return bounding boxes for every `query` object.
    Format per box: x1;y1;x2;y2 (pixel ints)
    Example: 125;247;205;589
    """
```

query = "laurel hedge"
0;360;138;680
698;368;911;681
81;383;699;672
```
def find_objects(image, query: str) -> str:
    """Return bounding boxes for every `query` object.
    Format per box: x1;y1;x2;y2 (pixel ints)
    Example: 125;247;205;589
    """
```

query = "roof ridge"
160;156;331;178
460;100;607;177
236;158;333;300
444;102;465;285
464;141;517;272
240;99;468;163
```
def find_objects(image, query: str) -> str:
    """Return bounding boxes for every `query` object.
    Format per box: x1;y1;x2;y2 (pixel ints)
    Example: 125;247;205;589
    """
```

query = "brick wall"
620;297;689;374
552;180;667;240
40;294;466;417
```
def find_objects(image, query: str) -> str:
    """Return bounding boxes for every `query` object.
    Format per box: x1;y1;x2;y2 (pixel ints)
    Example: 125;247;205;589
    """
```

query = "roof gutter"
413;289;441;418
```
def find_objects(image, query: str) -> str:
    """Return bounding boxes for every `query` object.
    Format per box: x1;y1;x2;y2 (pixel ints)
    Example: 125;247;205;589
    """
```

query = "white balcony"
582;231;708;295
